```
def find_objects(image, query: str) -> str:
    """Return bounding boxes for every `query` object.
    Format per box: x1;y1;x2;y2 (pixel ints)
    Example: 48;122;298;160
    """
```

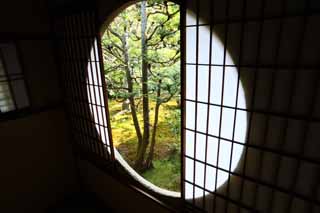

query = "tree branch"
147;50;180;66
107;27;123;41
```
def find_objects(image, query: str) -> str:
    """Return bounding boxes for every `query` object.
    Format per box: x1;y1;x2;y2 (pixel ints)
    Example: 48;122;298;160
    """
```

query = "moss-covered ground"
109;99;181;191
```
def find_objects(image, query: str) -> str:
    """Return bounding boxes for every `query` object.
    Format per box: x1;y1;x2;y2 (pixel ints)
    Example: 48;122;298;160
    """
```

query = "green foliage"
165;104;181;136
102;0;180;102
142;151;181;191
102;1;181;191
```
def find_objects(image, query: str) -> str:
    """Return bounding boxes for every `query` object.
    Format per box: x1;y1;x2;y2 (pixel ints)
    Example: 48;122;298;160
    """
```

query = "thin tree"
102;0;180;171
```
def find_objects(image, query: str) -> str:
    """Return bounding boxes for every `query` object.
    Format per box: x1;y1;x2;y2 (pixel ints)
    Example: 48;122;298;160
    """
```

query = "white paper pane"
218;140;232;170
234;110;248;143
197;66;209;102
195;161;205;187
221;107;235;140
195;133;206;162
223;67;238;107
186;101;196;129
186;65;196;100
186;27;197;63
198;26;211;64
186;158;194;182
208;105;221;136
205;166;216;191
210;66;223;105
197;103;208;133
207;136;218;166
186;9;196;26
186;130;195;157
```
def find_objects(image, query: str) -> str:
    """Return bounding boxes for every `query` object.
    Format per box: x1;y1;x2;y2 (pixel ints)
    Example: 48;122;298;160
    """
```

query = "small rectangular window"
0;42;29;114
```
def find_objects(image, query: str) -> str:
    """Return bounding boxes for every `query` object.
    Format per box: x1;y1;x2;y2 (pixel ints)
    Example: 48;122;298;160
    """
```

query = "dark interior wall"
1;109;77;212
79;159;172;213
0;0;62;108
0;1;50;33
0;0;78;212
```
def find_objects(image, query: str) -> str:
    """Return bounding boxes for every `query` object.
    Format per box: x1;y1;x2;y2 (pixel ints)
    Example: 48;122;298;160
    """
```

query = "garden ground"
109;99;181;191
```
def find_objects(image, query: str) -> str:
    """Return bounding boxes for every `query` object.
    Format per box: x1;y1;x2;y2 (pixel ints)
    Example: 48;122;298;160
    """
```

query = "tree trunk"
122;99;130;111
122;26;143;147
145;79;162;168
122;74;130;111
135;0;149;171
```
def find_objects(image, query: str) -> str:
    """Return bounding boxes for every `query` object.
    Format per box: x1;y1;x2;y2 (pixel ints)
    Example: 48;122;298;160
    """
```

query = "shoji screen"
54;11;115;164
182;0;320;212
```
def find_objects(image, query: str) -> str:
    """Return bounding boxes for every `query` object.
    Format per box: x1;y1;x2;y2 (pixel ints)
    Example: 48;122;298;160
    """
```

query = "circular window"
87;0;247;200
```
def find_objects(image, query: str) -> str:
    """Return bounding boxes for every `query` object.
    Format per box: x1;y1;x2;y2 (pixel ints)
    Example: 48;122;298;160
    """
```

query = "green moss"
141;151;181;191
109;99;181;191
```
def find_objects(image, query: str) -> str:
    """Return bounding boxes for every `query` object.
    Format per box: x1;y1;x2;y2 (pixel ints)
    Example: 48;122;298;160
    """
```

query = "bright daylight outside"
99;0;247;196
102;1;181;191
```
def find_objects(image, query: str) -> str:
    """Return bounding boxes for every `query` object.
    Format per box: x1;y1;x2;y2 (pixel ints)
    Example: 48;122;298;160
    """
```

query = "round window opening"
87;0;247;199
